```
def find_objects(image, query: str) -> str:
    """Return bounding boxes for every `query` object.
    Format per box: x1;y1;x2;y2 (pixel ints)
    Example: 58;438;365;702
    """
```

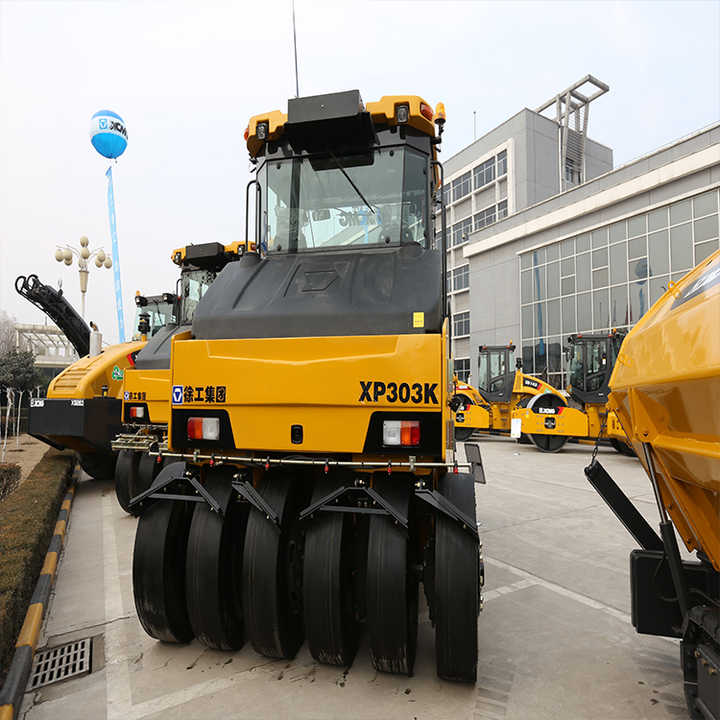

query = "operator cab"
476;344;517;403
194;91;446;341
567;330;626;405
132;293;176;339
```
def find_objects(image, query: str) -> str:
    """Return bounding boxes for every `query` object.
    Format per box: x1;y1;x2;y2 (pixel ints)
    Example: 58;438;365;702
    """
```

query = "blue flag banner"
105;165;125;342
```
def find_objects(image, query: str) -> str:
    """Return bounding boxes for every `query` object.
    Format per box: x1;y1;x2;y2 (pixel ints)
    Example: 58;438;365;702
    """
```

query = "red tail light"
187;417;220;440
383;420;421;446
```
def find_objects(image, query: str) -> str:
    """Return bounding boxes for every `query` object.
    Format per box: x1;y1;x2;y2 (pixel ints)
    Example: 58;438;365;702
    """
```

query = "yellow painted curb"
41;552;58;578
61;498;71;511
0;704;15;720
15;603;43;650
53;519;66;538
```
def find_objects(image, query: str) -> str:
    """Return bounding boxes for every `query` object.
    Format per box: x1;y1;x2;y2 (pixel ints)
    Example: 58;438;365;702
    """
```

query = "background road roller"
585;247;720;719
453;342;565;441
130;90;485;682
18;273;158;479
510;330;632;453
112;241;247;513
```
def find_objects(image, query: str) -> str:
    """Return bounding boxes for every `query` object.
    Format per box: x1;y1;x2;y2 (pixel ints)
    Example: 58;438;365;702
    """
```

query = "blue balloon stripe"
105;166;126;342
92;109;123;121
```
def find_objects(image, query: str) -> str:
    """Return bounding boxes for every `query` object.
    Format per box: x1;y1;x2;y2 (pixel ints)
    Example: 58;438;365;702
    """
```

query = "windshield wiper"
327;150;375;215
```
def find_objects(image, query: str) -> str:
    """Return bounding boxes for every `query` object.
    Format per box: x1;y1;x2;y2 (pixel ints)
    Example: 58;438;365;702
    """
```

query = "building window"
518;187;720;389
474;205;497;231
453;264;469;292
443;185;451;207
452;171;471;202
565;158;582;185
498;199;508;219
497;150;507;177
453;311;470;337
473;157;496;190
452;217;473;247
455;358;471;382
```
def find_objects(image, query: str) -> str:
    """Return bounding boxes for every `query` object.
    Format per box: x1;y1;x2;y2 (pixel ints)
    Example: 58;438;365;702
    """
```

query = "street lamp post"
55;236;112;319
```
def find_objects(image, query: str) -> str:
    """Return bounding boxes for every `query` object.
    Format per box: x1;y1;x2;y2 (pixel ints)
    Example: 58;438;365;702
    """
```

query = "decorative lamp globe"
95;257;103;268
79;236;89;247
96;249;106;263
63;248;73;262
64;257;72;266
104;257;112;269
80;247;90;259
54;248;64;262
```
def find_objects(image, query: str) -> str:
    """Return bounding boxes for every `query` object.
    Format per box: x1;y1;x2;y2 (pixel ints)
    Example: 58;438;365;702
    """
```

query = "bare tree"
0;311;16;356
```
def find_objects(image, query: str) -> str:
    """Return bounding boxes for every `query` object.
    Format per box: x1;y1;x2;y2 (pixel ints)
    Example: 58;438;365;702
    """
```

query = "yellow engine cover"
48;341;145;400
609;247;720;571
170;333;447;456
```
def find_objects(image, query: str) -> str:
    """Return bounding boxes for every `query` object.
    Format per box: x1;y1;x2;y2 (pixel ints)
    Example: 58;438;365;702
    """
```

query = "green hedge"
0;448;74;682
0;463;20;502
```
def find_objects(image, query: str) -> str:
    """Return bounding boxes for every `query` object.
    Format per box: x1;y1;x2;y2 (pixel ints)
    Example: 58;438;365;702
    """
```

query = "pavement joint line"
0;471;76;720
487;556;678;647
102;493;133;720
483;578;537;602
485;556;632;623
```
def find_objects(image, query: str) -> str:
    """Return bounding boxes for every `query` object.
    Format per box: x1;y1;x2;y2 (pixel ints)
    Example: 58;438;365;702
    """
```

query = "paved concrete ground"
19;439;689;720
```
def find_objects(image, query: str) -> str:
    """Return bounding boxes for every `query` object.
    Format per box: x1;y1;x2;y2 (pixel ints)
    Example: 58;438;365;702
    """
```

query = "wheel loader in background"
453;342;565;440
510;330;632;453
112;241;248;513
585;247;720;719
130;90;485;682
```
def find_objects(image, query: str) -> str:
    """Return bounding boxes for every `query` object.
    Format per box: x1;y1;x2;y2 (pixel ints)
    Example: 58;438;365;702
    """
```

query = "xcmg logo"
98;118;128;138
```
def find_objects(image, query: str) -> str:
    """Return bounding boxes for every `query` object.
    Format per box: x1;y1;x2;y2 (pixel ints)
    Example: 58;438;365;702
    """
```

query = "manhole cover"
28;638;92;690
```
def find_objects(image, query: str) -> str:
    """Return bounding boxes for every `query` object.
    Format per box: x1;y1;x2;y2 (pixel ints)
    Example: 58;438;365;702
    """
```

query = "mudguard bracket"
231;480;280;529
414;482;479;538
585;457;663;551
299;485;408;528
128;462;223;515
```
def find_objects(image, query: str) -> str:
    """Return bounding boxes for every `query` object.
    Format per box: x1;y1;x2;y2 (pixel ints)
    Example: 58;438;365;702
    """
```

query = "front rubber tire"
133;500;194;643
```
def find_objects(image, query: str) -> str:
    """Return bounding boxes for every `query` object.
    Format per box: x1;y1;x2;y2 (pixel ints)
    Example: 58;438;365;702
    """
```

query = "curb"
0;479;76;720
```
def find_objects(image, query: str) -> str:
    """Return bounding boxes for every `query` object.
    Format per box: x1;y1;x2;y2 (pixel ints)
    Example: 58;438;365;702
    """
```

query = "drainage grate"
28;638;92;690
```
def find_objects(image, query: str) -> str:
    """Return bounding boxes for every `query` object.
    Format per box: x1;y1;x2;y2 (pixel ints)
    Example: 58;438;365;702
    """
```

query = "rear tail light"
128;405;145;419
420;102;433;121
382;420;420;447
187;417;220;441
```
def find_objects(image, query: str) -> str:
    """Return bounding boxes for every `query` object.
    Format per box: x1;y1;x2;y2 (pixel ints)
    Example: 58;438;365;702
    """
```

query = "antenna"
292;0;300;97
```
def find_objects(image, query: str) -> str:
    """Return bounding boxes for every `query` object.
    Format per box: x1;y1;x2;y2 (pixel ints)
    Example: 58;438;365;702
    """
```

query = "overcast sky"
1;0;718;343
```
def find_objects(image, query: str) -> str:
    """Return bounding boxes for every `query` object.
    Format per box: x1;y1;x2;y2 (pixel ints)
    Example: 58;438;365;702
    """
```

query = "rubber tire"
303;474;359;666
366;475;418;676
435;471;479;683
133;499;194;643
454;427;474;442
186;468;246;650
78;452;117;480
114;450;139;515
136;452;161;496
242;471;304;659
610;439;636;457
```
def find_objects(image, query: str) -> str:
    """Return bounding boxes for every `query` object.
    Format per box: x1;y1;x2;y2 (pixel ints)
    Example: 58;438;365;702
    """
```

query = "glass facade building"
519;188;719;388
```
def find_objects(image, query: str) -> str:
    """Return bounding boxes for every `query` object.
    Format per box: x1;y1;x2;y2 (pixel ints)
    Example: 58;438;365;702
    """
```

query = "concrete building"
14;322;77;388
442;76;614;381
459;121;720;388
